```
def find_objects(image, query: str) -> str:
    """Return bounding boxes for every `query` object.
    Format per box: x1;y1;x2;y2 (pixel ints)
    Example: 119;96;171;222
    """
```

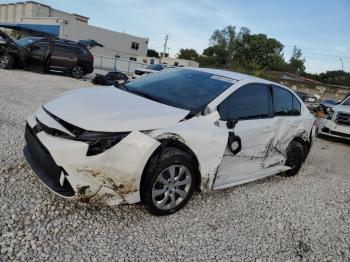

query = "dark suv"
0;30;102;78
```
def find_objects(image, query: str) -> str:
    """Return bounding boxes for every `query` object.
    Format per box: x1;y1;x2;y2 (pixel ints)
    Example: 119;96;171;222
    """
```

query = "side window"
272;85;293;116
292;95;301;115
53;44;75;57
73;47;86;55
218;83;270;121
30;42;49;55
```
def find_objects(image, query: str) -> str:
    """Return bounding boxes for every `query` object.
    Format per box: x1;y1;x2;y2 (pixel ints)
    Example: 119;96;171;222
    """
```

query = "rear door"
50;43;77;71
270;85;304;155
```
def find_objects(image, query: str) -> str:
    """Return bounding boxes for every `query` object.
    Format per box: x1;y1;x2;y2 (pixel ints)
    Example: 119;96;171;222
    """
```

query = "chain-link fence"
93;54;149;74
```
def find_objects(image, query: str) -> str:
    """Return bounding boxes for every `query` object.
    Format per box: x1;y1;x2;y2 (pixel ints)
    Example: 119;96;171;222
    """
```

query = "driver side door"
213;83;288;190
25;41;50;72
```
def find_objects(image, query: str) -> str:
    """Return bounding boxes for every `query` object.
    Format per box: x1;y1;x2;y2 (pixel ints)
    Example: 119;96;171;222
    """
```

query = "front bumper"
24;125;75;197
318;119;350;140
23;115;160;205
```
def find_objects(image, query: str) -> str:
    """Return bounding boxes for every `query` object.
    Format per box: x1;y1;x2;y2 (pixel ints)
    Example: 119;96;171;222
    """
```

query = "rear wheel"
142;147;198;216
71;65;84;78
0;54;14;69
284;141;304;177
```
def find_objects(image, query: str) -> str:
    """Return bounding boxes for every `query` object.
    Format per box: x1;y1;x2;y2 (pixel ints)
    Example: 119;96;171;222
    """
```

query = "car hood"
332;104;350;113
0;30;16;46
43;86;189;132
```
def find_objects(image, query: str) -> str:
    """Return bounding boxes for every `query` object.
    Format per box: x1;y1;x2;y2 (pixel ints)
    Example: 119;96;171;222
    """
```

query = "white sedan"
24;68;314;215
132;64;167;79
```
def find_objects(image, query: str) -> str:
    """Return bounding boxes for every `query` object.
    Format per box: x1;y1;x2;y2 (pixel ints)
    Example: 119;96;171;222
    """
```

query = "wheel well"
140;138;201;193
291;136;310;162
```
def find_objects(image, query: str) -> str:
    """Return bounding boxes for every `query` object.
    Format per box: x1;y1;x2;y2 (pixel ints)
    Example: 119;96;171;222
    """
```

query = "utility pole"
340;58;344;71
161;34;168;63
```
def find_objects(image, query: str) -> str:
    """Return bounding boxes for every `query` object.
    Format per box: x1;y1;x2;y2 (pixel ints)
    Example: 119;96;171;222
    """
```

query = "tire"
141;147;198;216
71;65;84;78
0;54;14;69
284;141;304;177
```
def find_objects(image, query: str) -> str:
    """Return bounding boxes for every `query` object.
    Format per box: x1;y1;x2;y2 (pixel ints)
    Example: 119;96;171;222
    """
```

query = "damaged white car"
316;94;350;140
24;68;314;215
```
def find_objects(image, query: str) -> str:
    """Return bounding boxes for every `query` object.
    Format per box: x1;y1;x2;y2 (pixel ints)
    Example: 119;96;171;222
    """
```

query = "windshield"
343;97;350;105
15;37;44;47
122;68;235;111
146;64;167;71
323;99;337;104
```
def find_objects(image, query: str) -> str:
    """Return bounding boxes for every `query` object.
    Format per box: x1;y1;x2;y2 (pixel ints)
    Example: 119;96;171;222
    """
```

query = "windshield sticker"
211;75;237;84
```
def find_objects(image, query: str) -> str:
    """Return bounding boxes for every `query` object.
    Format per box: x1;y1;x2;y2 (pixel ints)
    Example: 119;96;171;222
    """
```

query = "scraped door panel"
214;118;284;189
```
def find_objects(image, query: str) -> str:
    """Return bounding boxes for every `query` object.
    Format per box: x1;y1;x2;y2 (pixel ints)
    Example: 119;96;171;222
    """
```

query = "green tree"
288;46;305;74
200;45;230;68
177;48;200;61
147;49;160;58
201;25;286;73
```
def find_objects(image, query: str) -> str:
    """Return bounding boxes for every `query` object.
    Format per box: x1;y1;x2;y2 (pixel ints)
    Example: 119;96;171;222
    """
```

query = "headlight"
79;132;130;156
327;109;334;120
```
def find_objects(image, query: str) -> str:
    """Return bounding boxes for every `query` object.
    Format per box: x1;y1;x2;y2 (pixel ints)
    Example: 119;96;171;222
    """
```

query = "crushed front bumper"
24;124;75;197
23;118;160;205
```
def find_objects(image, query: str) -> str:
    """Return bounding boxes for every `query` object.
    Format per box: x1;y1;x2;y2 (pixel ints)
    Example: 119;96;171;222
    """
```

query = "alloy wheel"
0;56;9;69
152;165;192;211
72;65;84;78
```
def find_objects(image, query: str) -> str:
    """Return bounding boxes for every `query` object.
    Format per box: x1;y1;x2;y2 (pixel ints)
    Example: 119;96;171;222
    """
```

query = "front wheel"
141;147;198;216
0;54;14;69
284;141;304;177
71;65;84;78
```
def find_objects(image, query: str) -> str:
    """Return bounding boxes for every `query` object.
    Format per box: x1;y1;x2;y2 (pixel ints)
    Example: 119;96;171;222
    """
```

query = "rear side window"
218;83;270;121
53;44;75;56
272;85;300;116
73;47;86;55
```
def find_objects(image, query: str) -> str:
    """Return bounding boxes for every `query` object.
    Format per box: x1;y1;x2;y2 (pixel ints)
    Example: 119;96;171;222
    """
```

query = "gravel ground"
1;69;350;261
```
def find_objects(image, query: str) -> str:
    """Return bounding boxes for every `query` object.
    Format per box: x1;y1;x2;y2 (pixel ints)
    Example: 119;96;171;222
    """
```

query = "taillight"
87;53;94;63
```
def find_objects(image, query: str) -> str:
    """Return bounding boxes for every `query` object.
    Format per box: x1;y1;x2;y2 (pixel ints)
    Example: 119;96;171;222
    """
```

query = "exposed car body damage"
24;68;315;213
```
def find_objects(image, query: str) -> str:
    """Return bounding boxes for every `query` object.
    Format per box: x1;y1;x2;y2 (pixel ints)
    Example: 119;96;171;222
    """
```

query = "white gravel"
1;69;350;261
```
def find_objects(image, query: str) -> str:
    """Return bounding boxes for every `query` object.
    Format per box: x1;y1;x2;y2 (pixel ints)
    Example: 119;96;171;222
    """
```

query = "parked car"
317;95;350;140
93;70;129;85
23;68;314;215
0;30;102;78
318;98;339;113
295;91;319;112
132;64;167;79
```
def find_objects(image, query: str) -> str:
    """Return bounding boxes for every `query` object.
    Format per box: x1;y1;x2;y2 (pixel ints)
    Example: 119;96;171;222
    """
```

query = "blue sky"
2;0;349;73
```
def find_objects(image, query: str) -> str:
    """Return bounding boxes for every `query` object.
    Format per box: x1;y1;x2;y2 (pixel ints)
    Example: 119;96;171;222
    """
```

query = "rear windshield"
122;68;235;111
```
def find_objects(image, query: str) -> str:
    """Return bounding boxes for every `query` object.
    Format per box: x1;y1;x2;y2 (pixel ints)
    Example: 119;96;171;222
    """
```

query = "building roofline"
72;13;89;20
25;1;51;8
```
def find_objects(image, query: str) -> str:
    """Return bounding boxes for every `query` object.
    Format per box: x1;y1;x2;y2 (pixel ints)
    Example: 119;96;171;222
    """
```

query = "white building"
0;1;149;60
137;56;199;68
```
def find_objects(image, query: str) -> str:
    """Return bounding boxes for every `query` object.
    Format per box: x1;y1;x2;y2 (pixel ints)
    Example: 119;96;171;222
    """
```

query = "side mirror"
226;119;238;129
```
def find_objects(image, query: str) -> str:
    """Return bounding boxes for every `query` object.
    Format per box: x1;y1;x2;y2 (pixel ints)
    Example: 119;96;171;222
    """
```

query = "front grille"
134;70;145;76
24;124;74;197
336;112;350;126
